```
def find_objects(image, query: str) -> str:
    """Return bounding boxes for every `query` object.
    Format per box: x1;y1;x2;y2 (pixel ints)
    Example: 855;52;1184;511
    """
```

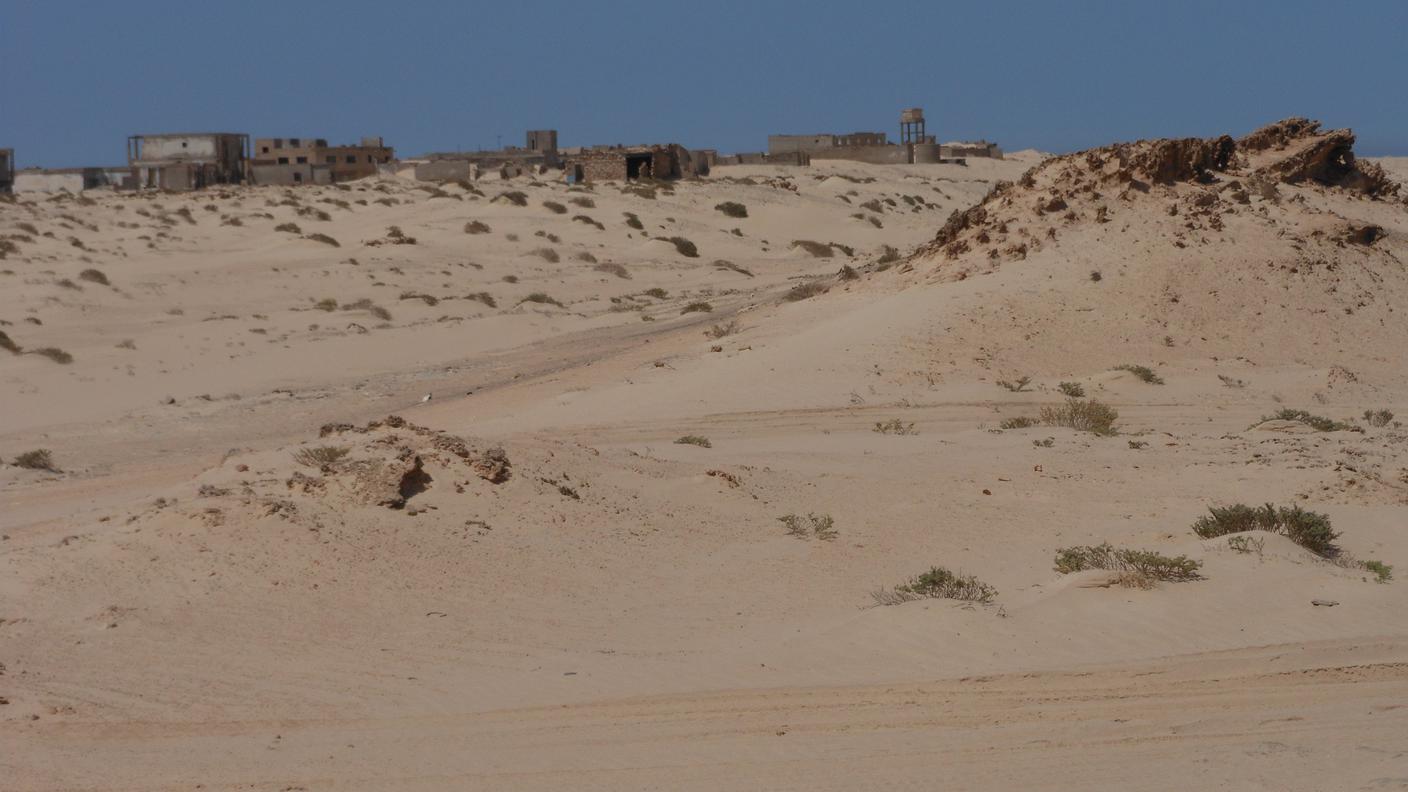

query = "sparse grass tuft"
705;320;740;339
667;236;699;258
623;212;644;230
305;233;340;247
1039;399;1118;436
784;280;828;302
1192;503;1339;557
0;330;20;354
593;261;630;279
12;449;59;472
520;292;565;308
28;347;74;364
674;435;712;448
1057;381;1086;398
681;301;713;314
997;376;1031;392
778;513;837;541
529;247;560;263
715;201;748;218
1054;543;1202;582
1361;560;1393;584
1363;409;1394;428
78;268;110;286
999;416;1039;430
873;418;918;435
1227;535;1265;555
872;567;996;605
464;220;492;234
1259;409;1358;433
542;200;568;214
1218;374;1247;389
1114;364;1164;384
275;222;302;234
494;191;528;206
293;445;349;468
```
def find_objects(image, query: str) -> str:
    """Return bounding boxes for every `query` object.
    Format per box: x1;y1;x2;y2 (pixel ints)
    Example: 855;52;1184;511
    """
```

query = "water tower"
899;107;927;145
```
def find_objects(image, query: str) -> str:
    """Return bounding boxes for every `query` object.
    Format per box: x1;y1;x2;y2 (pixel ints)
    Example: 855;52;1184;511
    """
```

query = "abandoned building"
249;136;393;185
417;130;560;181
941;140;1004;159
0;148;13;193
563;144;699;183
758;107;971;166
12;166;132;193
128;132;249;190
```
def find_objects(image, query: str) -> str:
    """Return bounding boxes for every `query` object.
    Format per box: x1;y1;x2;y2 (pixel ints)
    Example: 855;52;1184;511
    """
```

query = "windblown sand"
3;124;1407;790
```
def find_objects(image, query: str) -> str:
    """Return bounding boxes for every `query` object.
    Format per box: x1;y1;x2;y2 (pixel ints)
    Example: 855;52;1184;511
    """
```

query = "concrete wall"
768;134;835;155
809;144;911;165
251;163;332;186
142;135;219;160
15;170;86;193
0;148;13;192
414;160;476;182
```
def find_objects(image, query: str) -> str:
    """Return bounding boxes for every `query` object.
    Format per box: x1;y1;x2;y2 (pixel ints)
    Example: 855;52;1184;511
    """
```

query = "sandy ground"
3;127;1407;791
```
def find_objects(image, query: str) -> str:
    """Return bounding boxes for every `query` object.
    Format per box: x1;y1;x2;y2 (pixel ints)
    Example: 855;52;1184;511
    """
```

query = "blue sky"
2;0;1405;168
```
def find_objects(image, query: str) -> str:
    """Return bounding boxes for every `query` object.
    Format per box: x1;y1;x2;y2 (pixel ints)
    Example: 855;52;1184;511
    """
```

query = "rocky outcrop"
1239;117;1322;152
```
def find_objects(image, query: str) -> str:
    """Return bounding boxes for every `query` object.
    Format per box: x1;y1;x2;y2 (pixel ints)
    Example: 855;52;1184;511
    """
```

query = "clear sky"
2;0;1405;168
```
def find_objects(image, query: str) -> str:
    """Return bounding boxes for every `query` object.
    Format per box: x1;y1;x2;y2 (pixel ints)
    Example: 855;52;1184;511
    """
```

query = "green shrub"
1057;381;1086;398
1258;409;1358;432
1053;543;1201;581
1191;503;1340;556
1361;560;1393;584
872;567;996;605
674;435;712;448
1114;364;1164;384
778;513;837;541
1040;399;1118;435
715;201;748;218
1000;416;1038;430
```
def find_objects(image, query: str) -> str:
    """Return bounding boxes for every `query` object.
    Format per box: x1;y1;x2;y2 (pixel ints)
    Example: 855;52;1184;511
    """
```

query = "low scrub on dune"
998;376;1031;392
666;236;699;258
341;298;392;322
542;200;568;214
1058;381;1086;398
12;449;59;472
778;513;837;541
1191;503;1339;556
465;291;497;308
293;445;349;468
1257;408;1359;432
464;220;492;234
77;268;110;286
0;330;21;354
674;435;712;448
1363;409;1395;428
681;301;713;314
1000;416;1039;430
792;239;836;258
494;191;528;206
714;201;748;218
872;567;996;606
873;418;918;435
519;292;565;308
642;287;669;299
569;196;595;208
623;212;644;230
529;247;560;263
714;259;754;277
27;347;74;364
1054;543;1202;584
572;214;605;230
305;233;340;247
784;280;828;302
594;261;630;279
1039;399;1119;435
705;320;740;339
274;222;301;234
1113;364;1164;384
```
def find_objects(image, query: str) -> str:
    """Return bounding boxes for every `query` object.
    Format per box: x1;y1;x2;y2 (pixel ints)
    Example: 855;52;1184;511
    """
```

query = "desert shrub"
298;206;332;222
520;292;564;308
0;330;20;354
466;292;497;308
784;280;828;302
1057;381;1086;398
642;287;669;299
529;247;560;263
1000;416;1039;430
1090;270;1102;282
792;239;834;258
1363;409;1394;428
341;298;392;321
715;201;748;218
305;233;340;247
78;268;110;286
667;236;699;257
875;245;902;266
1114;364;1164;384
872;567;996;605
502;275;520;283
1053;543;1202;582
1127;440;1148;449
1032;437;1055;448
1227;535;1265;555
12;449;59;472
399;291;439;306
275;222;301;233
28;347;73;364
569;196;595;208
674;435;712;448
314;298;338;311
838;265;860;281
873;418;918;435
705;320;740;339
593;261;630;279
16;221;39;235
494;191;528;206
1218;374;1247;388
1039;399;1119;436
1259;408;1358;432
997;376;1031;392
572;214;605;230
574;251;599;263
623;212;644;230
714;260;754;277
1191;503;1340;556
293;445;349;468
56;278;81;290
542;200;567;214
681;301;713;314
1361;560;1393;584
778;513;837;541
464;220;491;234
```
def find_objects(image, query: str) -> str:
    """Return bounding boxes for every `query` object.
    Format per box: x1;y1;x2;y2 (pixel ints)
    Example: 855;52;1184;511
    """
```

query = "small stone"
1311;599;1338;607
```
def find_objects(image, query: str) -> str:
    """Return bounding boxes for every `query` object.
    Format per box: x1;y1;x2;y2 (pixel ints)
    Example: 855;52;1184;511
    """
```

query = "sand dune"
3;122;1407;790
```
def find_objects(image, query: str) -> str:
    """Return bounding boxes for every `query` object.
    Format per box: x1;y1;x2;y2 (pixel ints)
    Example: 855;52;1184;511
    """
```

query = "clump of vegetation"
542;200;567;214
623;212;644;230
593;261;630;279
1192;503;1340;557
1057;381;1086;398
784;280;828;302
341;298;392;322
1258;408;1358;433
873;418;918;435
494;191;528;206
0;330;20;355
666;236;699;258
1039;399;1119;436
574;251;598;263
572;214;605;230
1361;560;1393;584
1032;437;1055;448
872;567;997;605
293;445;349;468
1363;409;1395;428
714;259;754;277
520;292;565;308
1054;543;1202;583
1090;270;1102;282
1000;416;1039;430
27;347;74;364
642;287;669;299
715;201;748;218
384;226;417;245
400;291;439;306
681;301;713;314
466;291;497;308
12;449;59;472
305;233;340;247
274;222;301;233
875;245;902;267
705;320;740;339
998;376;1031;392
77;268;110;286
1226;535;1265;555
1114;364;1164;384
1218;374;1247;389
569;196;595;208
837;264;860;281
792;239;836;258
464;220;491;234
529;247;560;263
674;435;712;448
314;298;338;311
778;513;837;541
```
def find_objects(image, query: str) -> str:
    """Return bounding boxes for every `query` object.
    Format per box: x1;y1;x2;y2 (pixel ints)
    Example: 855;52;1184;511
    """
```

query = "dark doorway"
625;153;653;181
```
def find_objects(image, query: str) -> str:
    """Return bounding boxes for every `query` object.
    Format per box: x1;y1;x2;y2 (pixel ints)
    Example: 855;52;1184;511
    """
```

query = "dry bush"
705;320;740;339
12;449;59;472
1053;543;1202;582
1218;374;1247;388
494;191;528;206
1258;408;1358;432
466;291;497;308
572;214;605;230
667;236;699;257
997;376;1031;392
78;268;110;286
873;418;918;435
28;347;74;364
56;278;82;290
1039;399;1119;435
569;196;595;208
838;264;860;281
305;233;340;247
1192;503;1339;556
674;435;712;448
1362;409;1394;428
464;220;491;234
872;567;996;605
502;274;519;284
1114;364;1164;384
0;330;20;354
314;298;338;311
520;292;565;308
778;512;837;541
792;239;835;258
275;222;301;233
574;251;598;263
623;212;644;230
293;445;349;468
715;201;748;218
642;287;669;299
529;247;560;263
999;416;1039;429
713;259;754;277
784;280;828;302
681;301;713;314
594;261;630;279
1057;381;1085;397
400;292;439;306
542;200;567;214
341;298;392;321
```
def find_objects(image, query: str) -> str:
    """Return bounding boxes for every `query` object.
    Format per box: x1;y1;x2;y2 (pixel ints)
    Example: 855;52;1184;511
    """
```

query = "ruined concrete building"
756;107;977;166
249;136;393;185
13;166;132;194
562;144;699;183
0;148;13;194
941;140;1004;159
128;133;249;190
417;130;560;181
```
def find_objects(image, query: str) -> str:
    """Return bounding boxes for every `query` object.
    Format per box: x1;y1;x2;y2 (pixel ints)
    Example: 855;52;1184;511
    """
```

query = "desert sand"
2;120;1407;790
